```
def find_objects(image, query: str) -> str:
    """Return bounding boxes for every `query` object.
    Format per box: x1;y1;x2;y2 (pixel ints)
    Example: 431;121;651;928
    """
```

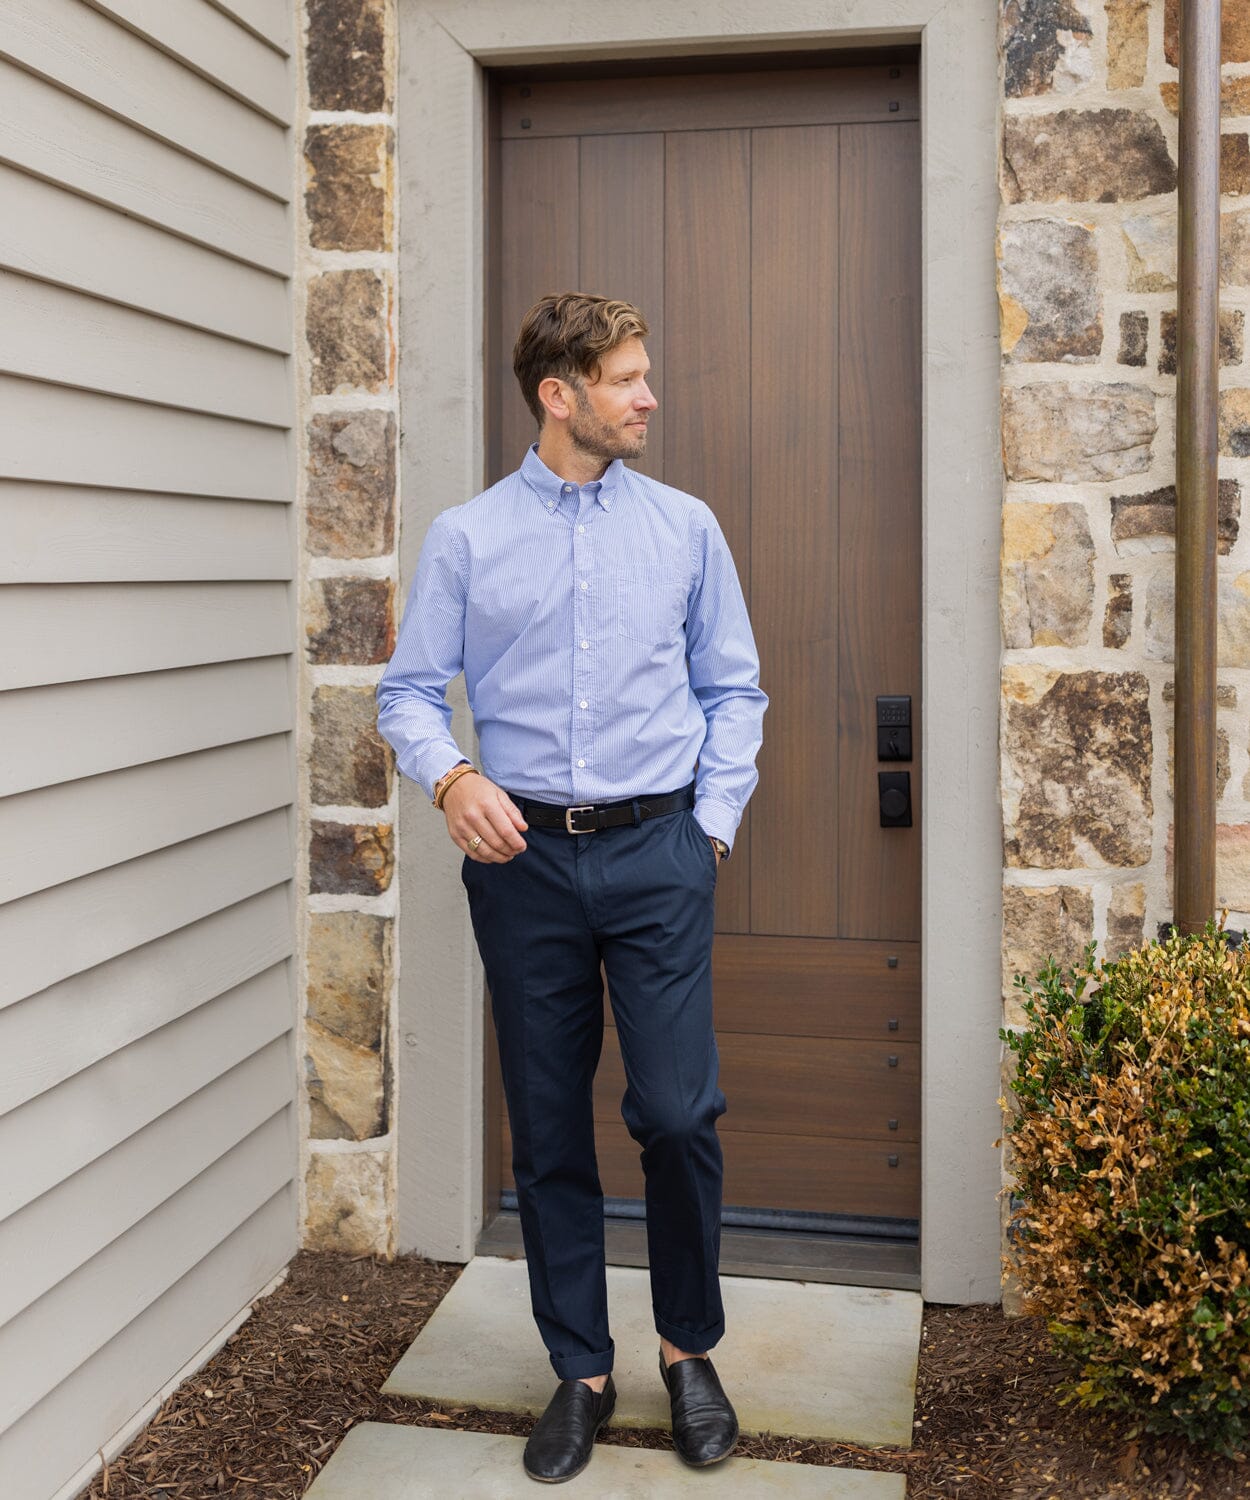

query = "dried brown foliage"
1000;914;1250;1455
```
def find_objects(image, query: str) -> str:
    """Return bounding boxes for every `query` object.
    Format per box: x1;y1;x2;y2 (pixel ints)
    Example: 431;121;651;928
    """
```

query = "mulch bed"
84;1249;1250;1499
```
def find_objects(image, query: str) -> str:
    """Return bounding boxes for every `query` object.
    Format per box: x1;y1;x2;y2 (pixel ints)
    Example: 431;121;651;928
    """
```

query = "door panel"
750;124;841;938
599;936;921;1040
578;133;666;480
488;60;921;1226
591;1031;920;1142
497;65;919;139
502;1120;921;1220
837;122;923;943
498;136;579;472
662;128;753;931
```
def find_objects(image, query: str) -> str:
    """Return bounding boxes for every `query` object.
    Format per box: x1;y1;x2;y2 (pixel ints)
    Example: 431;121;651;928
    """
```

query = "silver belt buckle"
565;803;597;834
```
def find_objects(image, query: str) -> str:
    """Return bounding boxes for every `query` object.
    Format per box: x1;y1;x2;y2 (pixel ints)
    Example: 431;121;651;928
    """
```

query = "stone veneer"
997;0;1250;1305
293;0;1250;1285
298;0;398;1255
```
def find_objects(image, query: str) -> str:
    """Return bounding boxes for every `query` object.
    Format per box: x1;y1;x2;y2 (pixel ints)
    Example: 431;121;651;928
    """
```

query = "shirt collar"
521;443;623;513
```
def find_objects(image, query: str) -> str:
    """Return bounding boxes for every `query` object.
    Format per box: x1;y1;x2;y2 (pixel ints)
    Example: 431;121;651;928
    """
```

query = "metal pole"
1174;0;1221;936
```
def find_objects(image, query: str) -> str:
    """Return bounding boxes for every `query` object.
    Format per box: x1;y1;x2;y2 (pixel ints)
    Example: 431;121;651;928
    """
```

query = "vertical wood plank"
837;121;922;942
578;133;666;480
484;86;504;493
749;125;841;939
664;129;753;935
497;137;580;477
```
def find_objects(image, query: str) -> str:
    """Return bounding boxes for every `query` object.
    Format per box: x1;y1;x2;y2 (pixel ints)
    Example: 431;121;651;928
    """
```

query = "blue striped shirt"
375;443;767;852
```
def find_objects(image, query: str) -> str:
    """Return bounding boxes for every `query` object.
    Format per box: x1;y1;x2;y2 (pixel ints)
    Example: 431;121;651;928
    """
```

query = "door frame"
395;0;1004;1304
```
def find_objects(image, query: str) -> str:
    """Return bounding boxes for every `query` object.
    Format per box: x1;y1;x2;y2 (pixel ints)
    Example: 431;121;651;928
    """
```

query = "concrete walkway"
304;1254;921;1497
304;1423;907;1497
383;1255;922;1447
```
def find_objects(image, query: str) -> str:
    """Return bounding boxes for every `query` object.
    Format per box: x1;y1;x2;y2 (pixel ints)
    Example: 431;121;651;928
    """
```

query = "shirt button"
580;581;588;590
580;640;589;649
577;525;585;533
577;758;586;768
579;699;588;709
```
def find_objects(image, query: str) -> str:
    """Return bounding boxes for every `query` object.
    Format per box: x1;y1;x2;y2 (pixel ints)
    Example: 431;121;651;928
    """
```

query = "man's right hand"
444;772;528;862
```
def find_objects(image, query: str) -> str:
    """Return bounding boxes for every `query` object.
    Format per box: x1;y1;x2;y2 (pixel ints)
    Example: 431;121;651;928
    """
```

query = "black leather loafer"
522;1374;616;1483
658;1350;738;1466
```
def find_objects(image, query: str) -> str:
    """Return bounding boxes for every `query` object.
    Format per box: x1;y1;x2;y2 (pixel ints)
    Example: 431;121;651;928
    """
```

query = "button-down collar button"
580;639;589;649
546;500;554;508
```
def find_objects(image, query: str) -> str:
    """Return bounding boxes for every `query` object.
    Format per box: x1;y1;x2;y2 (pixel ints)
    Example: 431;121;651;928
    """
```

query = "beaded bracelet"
432;761;478;810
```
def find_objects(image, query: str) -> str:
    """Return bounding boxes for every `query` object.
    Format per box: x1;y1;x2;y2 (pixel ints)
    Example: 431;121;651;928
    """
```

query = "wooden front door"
486;58;922;1232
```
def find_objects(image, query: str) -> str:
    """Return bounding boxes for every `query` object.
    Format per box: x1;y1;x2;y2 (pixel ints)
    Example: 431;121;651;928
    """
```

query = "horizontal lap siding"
0;4;297;1497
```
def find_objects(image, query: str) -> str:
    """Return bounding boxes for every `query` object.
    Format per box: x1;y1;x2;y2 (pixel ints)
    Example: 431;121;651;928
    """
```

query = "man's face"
564;336;658;462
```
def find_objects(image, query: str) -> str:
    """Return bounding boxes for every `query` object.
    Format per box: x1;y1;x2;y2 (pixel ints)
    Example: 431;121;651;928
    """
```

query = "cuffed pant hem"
654;1313;724;1354
551;1342;615;1380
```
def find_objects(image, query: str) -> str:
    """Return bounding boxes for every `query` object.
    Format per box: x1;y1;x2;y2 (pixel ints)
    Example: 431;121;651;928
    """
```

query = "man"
375;292;767;1483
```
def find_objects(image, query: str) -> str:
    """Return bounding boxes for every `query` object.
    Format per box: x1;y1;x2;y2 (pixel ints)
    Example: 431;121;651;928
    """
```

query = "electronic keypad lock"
877;697;912;824
876;695;912;761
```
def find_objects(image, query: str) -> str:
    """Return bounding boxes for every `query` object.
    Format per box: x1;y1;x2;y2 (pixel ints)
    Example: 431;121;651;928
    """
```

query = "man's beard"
567;388;647;462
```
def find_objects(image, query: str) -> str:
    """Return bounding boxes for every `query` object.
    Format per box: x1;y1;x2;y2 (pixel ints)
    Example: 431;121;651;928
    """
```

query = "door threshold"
475;1209;920;1291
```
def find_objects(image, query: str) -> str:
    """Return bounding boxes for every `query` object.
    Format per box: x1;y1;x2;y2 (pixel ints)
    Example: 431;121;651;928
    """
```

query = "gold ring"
469;834;483;850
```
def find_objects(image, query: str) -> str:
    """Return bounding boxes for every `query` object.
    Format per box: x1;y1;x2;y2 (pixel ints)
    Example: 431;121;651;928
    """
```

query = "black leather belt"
507;781;695;835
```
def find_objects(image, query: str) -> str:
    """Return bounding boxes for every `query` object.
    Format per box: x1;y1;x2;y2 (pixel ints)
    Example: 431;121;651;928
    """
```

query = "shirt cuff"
415;749;470;804
691;798;739;855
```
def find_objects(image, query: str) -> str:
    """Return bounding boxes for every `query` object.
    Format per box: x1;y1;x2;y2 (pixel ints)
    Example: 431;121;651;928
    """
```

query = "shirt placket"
570;483;598;793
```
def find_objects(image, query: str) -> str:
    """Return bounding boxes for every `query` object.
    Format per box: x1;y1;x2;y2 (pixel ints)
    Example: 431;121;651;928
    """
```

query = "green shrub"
999;913;1250;1456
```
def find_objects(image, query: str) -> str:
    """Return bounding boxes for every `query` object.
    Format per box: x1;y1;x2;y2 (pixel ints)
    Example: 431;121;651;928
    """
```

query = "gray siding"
0;3;299;1496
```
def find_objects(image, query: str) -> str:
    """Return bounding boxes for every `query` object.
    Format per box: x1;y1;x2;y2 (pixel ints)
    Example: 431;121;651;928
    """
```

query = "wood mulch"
83;1249;1250;1499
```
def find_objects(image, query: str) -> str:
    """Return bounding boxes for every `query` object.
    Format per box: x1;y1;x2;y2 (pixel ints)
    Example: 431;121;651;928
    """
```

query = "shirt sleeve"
375;512;472;802
685;505;768;854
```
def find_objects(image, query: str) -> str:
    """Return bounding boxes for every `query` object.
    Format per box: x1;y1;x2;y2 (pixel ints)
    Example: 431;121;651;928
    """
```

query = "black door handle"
879;771;911;827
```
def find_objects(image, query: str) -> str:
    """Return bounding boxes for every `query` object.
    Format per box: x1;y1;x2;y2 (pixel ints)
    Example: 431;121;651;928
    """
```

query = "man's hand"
444;772;528;862
709;837;722;866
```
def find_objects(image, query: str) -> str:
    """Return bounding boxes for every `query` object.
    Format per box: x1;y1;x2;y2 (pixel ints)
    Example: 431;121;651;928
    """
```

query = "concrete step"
304;1422;907;1498
382;1256;921;1448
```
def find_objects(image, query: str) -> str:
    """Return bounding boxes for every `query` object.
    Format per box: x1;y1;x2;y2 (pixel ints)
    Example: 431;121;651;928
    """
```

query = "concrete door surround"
394;0;1003;1305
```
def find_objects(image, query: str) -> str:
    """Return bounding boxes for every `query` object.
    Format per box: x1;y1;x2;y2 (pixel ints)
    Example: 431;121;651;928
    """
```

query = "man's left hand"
709;837;722;865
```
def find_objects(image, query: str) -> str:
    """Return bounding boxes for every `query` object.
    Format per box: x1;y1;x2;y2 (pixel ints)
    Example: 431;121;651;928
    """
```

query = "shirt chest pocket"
614;570;687;649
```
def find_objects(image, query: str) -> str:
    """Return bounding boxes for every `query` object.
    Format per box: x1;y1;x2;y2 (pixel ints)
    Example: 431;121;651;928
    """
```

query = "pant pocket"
688;808;719;880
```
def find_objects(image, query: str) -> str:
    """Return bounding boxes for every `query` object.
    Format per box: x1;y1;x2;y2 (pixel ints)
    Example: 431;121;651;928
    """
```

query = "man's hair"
512;292;649;426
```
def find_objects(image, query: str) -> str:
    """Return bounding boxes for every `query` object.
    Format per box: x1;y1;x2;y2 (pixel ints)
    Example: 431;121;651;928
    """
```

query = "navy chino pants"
460;783;728;1380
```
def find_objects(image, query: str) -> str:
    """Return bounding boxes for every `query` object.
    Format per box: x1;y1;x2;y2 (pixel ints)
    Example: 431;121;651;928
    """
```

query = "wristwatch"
710;837;729;860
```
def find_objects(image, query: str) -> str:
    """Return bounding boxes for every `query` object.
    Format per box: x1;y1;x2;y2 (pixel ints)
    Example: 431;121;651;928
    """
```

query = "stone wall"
298;0;398;1256
997;0;1250;1298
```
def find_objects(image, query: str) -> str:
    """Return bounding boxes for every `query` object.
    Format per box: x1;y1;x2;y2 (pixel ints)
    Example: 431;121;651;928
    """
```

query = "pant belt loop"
631;797;642;828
